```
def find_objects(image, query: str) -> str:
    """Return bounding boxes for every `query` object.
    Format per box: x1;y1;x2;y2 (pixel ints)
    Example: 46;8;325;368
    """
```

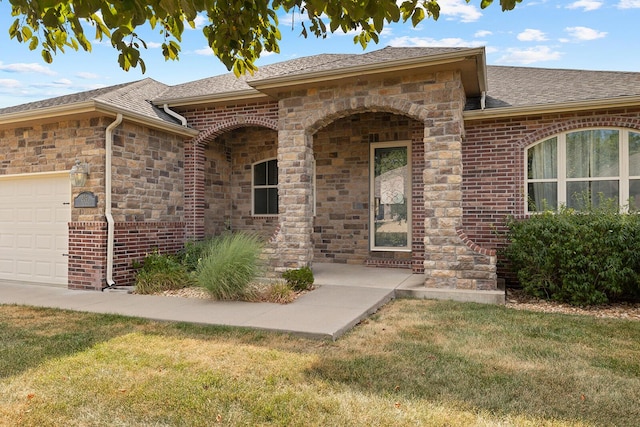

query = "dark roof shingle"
466;65;640;110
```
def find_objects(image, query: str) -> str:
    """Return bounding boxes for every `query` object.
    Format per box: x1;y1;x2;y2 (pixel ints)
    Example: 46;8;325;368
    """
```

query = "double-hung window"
526;128;640;212
253;158;278;215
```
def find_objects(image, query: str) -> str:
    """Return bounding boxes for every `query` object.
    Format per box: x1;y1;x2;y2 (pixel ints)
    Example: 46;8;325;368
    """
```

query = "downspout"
163;104;188;127
163;103;197;237
481;91;486;110
102;113;123;290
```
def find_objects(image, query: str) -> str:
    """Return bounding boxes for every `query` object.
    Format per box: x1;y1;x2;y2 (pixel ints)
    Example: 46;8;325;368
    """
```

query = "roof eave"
93;101;199;137
153;89;266;108
463;96;640;121
0;100;198;137
248;47;487;92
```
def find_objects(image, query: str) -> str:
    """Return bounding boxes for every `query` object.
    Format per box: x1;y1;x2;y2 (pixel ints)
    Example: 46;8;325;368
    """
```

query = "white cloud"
0;78;22;89
617;0;640;8
194;46;215;56
186;14;208;30
495;46;562;65
439;0;483;23
389;36;483;48
564;26;607;41
0;62;56;76
75;72;99;79
518;29;548;42
474;30;493;38
32;78;73;88
566;1;603;11
146;42;163;49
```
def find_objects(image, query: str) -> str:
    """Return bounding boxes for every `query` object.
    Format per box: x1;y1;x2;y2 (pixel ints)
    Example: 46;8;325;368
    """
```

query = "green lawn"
1;299;638;426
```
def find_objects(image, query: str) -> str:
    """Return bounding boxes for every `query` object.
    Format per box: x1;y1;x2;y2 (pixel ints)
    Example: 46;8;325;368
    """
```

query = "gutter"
102;113;123;290
464;95;640;121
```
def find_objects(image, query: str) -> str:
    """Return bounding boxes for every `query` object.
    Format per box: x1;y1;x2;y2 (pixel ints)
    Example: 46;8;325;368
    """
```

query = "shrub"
282;266;314;292
195;232;265;300
503;203;640;305
178;239;212;272
134;250;193;294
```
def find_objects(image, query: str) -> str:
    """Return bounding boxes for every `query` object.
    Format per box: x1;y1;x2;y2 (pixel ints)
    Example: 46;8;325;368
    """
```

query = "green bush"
134;250;193;294
178;239;212;272
503;203;640;305
282;266;314;292
195;232;265;300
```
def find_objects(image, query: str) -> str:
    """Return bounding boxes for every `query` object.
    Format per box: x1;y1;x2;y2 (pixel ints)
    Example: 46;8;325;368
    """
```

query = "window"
253;159;278;215
526;128;640;212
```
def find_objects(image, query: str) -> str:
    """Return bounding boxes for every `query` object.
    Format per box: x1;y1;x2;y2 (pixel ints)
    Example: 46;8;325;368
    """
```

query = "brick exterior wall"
68;221;107;290
462;108;640;282
112;221;186;287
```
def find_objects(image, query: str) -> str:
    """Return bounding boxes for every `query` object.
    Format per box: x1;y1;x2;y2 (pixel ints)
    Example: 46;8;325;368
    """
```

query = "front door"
370;141;411;252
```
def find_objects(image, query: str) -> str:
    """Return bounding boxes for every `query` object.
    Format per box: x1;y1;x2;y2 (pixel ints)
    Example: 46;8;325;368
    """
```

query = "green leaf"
41;49;53;63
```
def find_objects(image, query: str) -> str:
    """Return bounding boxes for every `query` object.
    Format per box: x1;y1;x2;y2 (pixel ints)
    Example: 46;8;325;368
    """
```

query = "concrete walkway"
0;264;424;340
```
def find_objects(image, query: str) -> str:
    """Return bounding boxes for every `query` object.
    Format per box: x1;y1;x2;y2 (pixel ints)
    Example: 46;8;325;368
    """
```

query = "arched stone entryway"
276;80;496;290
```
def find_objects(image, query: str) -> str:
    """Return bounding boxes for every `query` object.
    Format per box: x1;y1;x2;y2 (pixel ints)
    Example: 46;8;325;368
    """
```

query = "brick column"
68;221;108;290
184;140;205;240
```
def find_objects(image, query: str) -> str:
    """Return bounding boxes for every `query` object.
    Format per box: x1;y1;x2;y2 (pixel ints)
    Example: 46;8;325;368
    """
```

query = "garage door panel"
0;174;70;285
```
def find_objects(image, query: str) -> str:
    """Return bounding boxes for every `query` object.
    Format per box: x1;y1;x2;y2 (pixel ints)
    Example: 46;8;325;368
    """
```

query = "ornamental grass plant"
195;232;265;300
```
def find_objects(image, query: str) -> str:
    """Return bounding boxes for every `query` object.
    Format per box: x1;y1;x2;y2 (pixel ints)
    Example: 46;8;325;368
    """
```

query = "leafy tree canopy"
6;0;522;75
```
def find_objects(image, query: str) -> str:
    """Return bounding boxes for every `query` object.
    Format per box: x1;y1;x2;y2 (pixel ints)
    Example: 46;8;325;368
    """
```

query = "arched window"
526;128;640;212
252;158;278;215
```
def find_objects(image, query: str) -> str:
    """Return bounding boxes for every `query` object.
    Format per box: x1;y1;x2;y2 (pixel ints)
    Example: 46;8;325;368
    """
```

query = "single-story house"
1;46;639;302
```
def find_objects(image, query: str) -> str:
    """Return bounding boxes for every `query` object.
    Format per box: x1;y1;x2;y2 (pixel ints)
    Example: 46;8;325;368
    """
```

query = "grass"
1;299;639;426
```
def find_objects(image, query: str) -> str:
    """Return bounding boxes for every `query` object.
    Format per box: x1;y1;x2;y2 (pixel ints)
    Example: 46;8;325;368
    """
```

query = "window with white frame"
252;158;278;215
526;128;640;212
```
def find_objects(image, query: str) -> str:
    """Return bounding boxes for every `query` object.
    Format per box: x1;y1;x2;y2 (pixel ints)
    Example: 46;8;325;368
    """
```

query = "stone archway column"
422;105;497;291
273;129;315;272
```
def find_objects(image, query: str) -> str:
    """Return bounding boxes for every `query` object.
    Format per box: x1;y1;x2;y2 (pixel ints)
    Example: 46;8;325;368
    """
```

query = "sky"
0;0;639;108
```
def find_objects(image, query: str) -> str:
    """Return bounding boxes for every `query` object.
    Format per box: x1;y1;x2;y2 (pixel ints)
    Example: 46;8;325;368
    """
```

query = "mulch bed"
505;289;640;321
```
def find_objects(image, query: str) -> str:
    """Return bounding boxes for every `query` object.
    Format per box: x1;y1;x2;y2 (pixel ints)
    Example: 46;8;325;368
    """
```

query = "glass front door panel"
371;143;411;251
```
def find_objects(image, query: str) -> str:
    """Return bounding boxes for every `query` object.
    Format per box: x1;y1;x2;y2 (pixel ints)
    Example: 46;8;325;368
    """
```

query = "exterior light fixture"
70;159;89;187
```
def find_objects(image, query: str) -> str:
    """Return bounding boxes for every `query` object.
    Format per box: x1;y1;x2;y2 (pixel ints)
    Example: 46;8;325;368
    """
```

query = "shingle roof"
0;78;181;125
466;65;640;110
3;48;639;119
153;54;350;101
153;47;469;102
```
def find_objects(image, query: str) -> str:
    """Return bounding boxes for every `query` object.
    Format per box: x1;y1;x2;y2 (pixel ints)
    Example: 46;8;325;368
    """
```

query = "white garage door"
0;173;71;285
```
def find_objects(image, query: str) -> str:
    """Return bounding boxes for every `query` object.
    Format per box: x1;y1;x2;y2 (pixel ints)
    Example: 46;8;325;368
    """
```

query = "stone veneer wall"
462;109;640;282
312;112;425;272
0;117;190;290
275;71;497;289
